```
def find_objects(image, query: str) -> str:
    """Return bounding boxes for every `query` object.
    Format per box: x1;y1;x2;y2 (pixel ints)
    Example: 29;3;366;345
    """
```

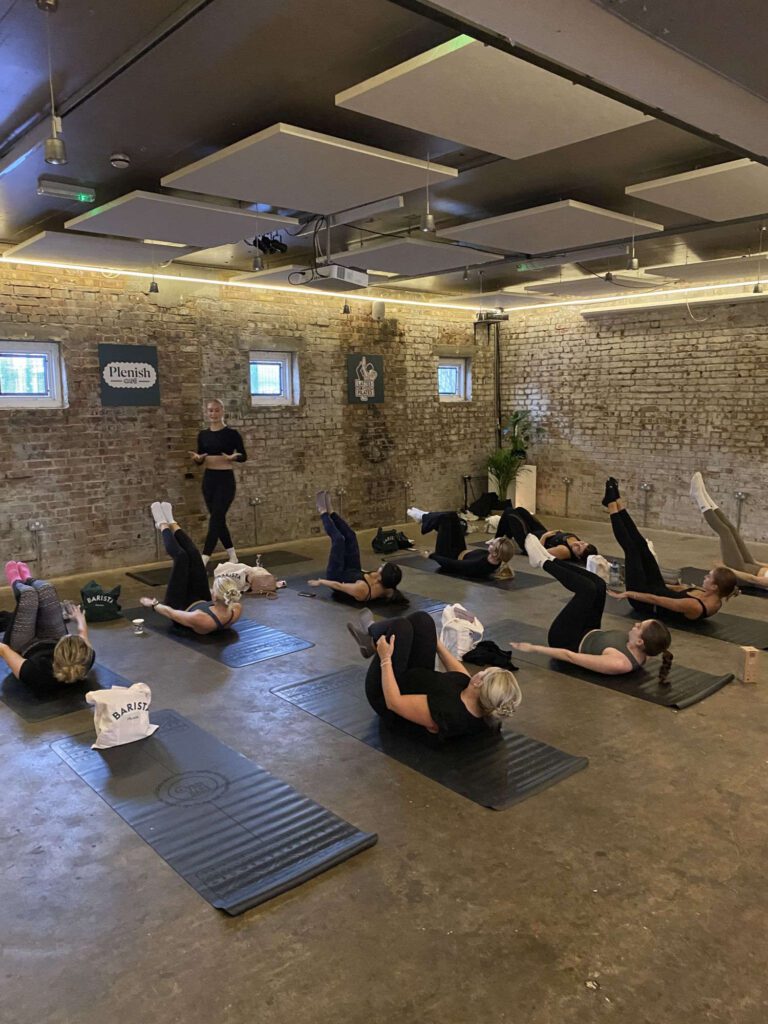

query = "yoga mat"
681;566;768;598
52;710;377;914
285;577;446;618
397;555;553;591
128;550;310;587
272;668;588;810
122;608;313;667
482;621;734;709
607;596;768;649
1;664;128;723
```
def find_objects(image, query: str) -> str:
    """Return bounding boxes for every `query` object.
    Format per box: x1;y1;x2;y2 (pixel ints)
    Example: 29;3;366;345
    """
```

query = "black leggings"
163;528;211;609
202;469;236;555
421;511;494;578
544;560;606;651
365;612;436;724
610;508;688;614
495;507;546;550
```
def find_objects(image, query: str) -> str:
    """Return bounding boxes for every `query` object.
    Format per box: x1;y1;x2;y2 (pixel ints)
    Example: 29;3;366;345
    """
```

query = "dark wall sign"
346;353;384;404
99;344;160;407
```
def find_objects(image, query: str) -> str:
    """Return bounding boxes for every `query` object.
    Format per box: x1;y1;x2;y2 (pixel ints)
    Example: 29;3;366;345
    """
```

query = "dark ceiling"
0;0;766;296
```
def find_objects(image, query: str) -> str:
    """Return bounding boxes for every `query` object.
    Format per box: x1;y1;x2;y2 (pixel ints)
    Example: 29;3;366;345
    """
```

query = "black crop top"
197;427;247;462
399;667;491;738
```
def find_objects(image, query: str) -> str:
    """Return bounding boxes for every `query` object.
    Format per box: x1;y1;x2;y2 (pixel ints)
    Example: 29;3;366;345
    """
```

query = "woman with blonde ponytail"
140;502;242;635
0;562;95;693
346;610;522;737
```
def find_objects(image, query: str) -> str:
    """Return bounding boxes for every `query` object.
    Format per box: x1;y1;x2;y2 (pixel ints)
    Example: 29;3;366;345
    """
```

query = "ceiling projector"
293;265;369;291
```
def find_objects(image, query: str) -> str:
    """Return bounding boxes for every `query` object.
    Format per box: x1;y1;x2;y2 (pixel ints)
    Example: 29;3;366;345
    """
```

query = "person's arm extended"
307;578;369;601
609;589;704;620
376;636;438;732
436;639;472;677
0;642;25;680
546;544;572;560
69;605;89;644
140;599;215;634
510;641;631;675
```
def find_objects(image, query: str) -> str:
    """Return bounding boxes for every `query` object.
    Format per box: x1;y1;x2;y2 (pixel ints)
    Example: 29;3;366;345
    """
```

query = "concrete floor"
2;514;767;1024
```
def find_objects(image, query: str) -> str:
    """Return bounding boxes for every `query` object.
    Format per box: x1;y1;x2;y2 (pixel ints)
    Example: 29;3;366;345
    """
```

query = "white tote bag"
439;603;484;660
86;682;159;749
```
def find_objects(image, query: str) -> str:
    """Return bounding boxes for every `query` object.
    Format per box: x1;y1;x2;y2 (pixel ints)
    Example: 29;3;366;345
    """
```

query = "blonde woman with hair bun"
140;502;242;635
0;562;95;693
346;609;522;738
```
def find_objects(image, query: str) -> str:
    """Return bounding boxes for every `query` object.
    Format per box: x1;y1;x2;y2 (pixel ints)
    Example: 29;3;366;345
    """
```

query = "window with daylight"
0;340;66;409
437;356;471;402
249;350;298;405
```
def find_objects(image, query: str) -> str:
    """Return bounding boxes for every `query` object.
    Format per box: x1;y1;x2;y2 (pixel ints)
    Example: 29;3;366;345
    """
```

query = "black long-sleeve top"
196;427;247;462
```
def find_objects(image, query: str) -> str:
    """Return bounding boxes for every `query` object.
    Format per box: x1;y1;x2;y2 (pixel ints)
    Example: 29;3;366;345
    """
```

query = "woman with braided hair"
513;533;674;684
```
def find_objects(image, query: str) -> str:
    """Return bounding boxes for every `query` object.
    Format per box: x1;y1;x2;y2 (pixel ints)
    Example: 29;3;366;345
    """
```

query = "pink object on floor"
16;562;31;581
4;560;21;585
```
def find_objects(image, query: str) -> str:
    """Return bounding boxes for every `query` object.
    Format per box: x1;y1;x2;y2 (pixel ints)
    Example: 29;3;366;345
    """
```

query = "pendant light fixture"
420;153;435;233
754;225;765;294
39;0;67;166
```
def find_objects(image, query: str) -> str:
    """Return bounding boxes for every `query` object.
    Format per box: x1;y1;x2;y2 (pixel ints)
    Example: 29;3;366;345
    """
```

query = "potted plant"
487;410;540;509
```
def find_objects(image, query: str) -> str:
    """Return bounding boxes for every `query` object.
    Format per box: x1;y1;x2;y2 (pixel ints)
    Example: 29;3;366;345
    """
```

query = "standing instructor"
189;398;247;565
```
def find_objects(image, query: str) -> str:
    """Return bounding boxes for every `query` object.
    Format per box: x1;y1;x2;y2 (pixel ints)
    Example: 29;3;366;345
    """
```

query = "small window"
249;350;298;406
438;357;471;402
0;341;66;409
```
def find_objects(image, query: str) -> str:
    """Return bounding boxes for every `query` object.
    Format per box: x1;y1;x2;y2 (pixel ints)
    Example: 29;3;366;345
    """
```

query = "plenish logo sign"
99;344;161;406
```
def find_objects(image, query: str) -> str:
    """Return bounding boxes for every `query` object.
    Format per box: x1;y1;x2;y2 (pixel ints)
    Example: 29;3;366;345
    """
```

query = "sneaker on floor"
347;616;375;659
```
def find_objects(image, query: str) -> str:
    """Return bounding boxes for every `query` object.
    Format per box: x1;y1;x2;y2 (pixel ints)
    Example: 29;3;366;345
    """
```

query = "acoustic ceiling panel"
457;291;548;309
625;159;768;220
329;237;501;276
644;254;768;283
65;191;298;249
525;273;658;297
440;200;663;254
161;123;457;215
336;35;649;161
231;264;310;284
2;231;194;269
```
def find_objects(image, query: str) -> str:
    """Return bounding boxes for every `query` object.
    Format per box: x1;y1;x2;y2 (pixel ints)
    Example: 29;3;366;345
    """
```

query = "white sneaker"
690;472;717;513
407;507;426;523
525;533;553;569
161;502;174;525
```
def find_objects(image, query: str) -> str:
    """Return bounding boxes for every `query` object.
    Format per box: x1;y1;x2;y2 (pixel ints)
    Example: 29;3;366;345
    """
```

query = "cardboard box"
740;646;760;684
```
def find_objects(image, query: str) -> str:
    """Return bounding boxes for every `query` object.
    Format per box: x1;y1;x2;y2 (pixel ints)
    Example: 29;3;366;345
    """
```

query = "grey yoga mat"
122;608;313;668
607;595;768;649
681;566;768;599
1;664;128;723
481;621;733;710
127;550;310;587
52;710;377;915
397;554;553;591
272;667;588;810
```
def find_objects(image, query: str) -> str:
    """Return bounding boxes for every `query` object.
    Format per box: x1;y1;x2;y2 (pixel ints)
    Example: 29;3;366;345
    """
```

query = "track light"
341;300;351;315
41;1;67;166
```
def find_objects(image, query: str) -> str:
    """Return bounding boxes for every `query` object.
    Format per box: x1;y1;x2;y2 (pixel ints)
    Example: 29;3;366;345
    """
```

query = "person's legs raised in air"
544;559;607;650
364;618;415;721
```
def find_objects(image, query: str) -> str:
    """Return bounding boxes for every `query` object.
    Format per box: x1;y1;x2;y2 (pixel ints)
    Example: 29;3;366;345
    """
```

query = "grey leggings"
6;580;67;655
704;508;762;574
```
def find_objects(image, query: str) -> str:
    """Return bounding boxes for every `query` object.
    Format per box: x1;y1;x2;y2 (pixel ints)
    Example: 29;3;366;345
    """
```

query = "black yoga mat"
122;608;313;667
285;578;446;618
482;620;733;710
681;566;768;598
398;554;553;591
607;595;768;649
272;668;588;810
1;664;129;723
52;709;377;914
127;550;310;587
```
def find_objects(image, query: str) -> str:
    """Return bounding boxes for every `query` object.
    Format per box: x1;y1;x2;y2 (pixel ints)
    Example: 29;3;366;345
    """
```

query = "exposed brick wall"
0;264;495;575
500;301;768;541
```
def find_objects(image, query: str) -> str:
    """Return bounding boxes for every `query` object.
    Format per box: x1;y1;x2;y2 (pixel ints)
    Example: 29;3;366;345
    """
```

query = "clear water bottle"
608;561;622;589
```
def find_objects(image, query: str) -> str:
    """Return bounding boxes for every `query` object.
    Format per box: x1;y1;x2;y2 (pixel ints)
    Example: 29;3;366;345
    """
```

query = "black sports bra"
187;600;235;629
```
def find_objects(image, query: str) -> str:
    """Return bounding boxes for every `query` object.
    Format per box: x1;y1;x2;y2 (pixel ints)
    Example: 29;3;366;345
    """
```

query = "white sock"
201;554;210;566
407;507;426;523
690;472;717;514
150;502;167;528
525;533;554;569
161;502;174;524
226;547;238;562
